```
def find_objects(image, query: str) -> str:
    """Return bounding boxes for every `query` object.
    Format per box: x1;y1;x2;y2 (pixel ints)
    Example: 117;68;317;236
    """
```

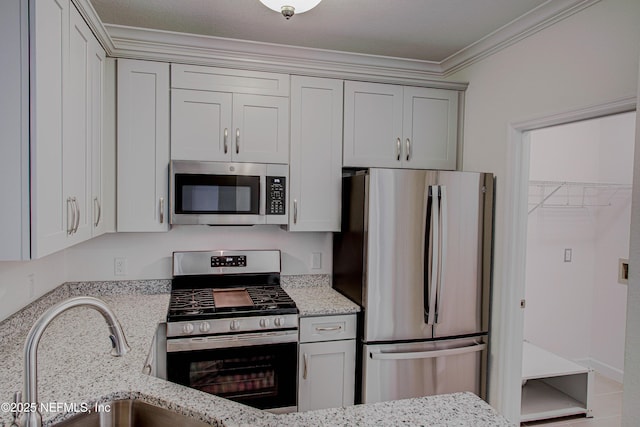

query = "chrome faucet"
18;296;130;427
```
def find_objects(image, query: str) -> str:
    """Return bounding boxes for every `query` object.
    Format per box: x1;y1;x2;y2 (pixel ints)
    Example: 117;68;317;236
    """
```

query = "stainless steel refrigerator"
333;168;494;404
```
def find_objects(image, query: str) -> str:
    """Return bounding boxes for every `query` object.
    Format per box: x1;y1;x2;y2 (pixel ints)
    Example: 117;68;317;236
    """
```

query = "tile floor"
521;373;623;427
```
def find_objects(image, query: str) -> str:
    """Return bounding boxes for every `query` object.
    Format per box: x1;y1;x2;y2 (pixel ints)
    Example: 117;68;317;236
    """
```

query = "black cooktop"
167;274;297;322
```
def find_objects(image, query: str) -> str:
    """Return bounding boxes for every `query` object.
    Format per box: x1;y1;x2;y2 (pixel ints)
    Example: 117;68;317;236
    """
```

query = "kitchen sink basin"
55;399;212;427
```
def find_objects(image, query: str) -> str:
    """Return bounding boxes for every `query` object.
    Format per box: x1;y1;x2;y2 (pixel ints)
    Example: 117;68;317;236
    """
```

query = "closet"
521;112;634;422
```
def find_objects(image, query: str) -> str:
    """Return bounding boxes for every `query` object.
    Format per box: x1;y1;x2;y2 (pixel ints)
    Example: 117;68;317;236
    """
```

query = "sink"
54;400;212;427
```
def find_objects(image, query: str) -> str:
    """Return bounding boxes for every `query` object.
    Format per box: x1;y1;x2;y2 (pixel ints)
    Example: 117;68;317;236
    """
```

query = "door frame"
498;95;636;423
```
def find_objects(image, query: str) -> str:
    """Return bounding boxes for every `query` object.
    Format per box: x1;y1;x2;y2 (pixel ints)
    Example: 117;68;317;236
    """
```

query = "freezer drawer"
362;337;487;403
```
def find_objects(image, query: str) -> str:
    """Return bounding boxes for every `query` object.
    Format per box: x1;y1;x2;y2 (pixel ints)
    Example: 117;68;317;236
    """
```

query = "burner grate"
168;285;296;319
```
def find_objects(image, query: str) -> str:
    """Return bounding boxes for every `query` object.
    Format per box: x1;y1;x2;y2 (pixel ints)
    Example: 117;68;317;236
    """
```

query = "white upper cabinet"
65;4;94;243
170;90;232;161
90;39;108;237
117;59;170;232
1;0;110;260
30;0;106;258
289;76;343;232
402;86;459;170
343;81;403;168
344;81;458;170
231;93;289;164
30;0;69;258
171;64;289;164
1;0;30;260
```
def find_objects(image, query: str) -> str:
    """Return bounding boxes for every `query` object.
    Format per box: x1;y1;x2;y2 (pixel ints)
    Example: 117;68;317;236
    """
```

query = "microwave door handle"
259;176;266;216
435;185;447;324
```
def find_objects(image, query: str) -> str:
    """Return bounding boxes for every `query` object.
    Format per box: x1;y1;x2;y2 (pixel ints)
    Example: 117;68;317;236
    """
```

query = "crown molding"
440;0;602;76
72;0;600;86
104;24;465;89
72;0;116;54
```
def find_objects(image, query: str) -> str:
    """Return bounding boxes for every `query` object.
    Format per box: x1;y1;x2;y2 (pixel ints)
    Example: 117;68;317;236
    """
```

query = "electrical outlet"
564;248;572;263
311;252;322;269
114;258;128;276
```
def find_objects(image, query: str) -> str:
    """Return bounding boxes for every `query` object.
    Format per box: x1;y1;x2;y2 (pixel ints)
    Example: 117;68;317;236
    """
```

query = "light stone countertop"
280;274;360;316
0;278;513;427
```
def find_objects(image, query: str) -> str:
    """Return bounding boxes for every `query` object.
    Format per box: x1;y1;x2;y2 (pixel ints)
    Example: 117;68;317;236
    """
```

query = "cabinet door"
31;0;69;258
0;0;30;260
232;94;289;164
117;59;170;232
90;38;107;236
66;5;93;242
343;81;403;168
298;340;356;411
171;89;232;161
289;76;343;231
402;87;458;170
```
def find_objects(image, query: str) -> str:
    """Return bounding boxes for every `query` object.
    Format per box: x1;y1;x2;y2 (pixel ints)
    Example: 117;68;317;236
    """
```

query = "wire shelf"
528;181;631;214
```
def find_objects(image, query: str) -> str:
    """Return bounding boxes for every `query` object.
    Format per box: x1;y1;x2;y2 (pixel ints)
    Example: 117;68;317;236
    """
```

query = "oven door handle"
166;330;298;352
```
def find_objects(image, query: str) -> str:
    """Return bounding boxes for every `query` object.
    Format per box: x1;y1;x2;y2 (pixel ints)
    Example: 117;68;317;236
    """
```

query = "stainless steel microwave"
169;160;288;225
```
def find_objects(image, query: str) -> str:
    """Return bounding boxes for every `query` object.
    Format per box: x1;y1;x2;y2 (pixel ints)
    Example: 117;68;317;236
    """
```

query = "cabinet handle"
396;137;401;161
75;197;81;233
406;138;411;161
235;128;240;154
303;353;309;380
293;199;298;224
315;325;342;332
223;128;228;154
94;197;101;227
67;197;75;235
159;197;165;224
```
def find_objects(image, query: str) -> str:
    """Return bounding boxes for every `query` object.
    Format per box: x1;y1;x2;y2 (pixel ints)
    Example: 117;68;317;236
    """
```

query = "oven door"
166;330;298;411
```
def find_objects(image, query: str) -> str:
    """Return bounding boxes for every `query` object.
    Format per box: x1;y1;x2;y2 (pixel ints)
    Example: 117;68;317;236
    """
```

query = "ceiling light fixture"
259;0;322;20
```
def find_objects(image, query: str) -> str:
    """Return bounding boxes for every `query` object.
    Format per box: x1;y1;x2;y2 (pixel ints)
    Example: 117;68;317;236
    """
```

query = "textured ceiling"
89;0;550;62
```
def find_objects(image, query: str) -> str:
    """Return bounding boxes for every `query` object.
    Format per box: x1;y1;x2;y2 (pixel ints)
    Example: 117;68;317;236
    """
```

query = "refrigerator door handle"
435;185;447;324
369;341;486;360
424;185;439;325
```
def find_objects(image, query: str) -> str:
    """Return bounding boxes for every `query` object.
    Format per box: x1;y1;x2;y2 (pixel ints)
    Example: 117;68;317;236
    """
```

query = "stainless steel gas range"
162;250;298;412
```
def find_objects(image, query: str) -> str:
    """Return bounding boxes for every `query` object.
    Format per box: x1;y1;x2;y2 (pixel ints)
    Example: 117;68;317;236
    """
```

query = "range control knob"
230;320;241;331
274;317;285;327
259;318;270;328
199;322;211;333
182;323;194;334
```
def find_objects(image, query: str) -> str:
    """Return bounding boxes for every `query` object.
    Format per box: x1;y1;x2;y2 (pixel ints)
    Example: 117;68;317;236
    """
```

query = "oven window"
167;342;297;410
175;174;260;214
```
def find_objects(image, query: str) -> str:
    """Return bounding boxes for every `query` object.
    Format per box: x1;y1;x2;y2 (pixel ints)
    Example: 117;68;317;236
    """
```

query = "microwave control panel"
267;176;286;215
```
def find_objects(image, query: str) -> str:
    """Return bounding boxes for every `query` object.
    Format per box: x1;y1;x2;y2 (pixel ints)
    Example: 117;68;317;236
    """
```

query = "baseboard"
575;357;624;383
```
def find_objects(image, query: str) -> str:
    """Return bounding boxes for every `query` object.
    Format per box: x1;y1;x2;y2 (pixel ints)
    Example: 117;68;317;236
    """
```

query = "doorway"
521;112;635;425
497;96;636;424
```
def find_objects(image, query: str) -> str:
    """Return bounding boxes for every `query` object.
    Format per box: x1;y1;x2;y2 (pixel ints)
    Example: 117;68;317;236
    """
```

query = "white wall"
446;0;640;419
524;113;634;381
65;226;332;281
0;227;331;321
623;54;640;426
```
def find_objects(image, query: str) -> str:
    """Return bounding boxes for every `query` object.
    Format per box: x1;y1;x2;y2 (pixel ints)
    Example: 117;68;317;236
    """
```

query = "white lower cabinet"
298;315;356;412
